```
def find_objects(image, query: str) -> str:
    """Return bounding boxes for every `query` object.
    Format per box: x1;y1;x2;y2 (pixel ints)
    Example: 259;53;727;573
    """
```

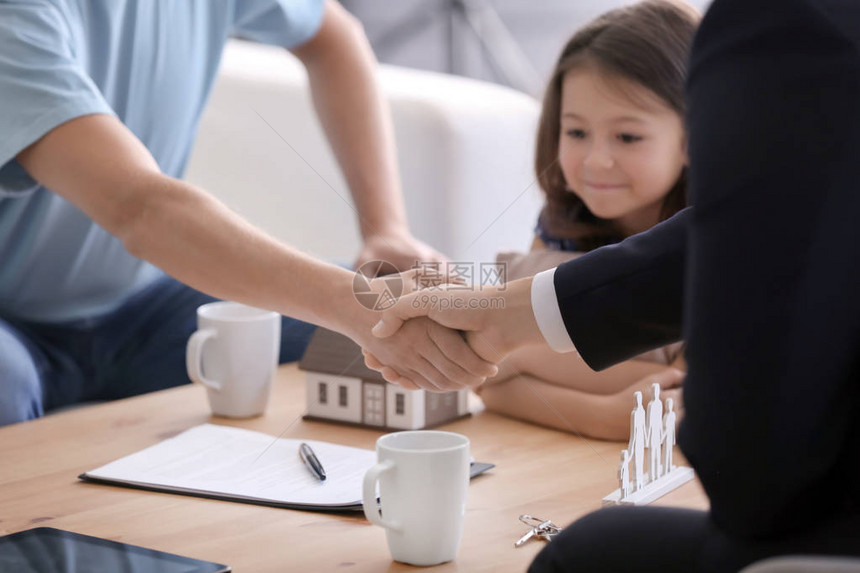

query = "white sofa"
185;40;543;267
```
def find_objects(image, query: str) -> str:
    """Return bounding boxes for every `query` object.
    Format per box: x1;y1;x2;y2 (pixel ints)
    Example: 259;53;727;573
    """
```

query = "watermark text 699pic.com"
410;292;506;312
352;260;508;312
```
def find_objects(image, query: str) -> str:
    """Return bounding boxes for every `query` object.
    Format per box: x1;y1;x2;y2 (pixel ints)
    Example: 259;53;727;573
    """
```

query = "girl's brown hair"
535;0;699;251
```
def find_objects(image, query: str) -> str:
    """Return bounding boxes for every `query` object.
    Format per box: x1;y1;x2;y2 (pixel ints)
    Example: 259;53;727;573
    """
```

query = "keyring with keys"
514;514;563;547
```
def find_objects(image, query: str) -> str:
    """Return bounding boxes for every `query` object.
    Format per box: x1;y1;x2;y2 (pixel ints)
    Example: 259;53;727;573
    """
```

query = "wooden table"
0;364;708;572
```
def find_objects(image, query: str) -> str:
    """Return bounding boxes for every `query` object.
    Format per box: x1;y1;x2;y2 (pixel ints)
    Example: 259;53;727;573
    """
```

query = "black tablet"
0;527;230;573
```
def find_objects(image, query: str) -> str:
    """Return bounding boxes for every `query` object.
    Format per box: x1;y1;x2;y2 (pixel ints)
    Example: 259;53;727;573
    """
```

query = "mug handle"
186;329;221;391
363;460;401;531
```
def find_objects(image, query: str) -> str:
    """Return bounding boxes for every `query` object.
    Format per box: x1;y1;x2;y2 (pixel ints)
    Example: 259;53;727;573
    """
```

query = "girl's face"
558;68;687;236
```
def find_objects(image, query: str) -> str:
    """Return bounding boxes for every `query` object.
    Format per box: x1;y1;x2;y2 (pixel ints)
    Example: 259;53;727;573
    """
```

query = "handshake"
350;267;548;392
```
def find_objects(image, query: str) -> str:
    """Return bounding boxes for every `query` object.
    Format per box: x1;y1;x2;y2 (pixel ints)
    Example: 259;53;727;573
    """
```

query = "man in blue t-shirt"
0;0;498;426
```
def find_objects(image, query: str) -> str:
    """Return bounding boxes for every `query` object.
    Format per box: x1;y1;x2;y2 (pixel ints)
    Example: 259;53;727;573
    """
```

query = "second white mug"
185;301;280;418
362;430;470;566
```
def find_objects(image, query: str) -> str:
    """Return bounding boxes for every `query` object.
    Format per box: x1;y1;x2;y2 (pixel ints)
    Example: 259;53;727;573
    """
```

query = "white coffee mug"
362;431;470;566
185;301;280;418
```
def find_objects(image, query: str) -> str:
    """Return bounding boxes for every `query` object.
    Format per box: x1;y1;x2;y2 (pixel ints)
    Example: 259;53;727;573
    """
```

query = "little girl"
477;0;700;440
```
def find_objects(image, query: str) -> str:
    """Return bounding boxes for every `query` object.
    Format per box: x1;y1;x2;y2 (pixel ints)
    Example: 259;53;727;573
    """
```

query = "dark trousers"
0;274;316;425
529;506;860;573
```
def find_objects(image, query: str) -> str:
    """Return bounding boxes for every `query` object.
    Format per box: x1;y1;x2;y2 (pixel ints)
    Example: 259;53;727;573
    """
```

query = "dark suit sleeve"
553;208;688;372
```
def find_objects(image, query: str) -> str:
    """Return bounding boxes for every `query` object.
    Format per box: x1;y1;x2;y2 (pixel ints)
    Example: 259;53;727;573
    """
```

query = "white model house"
300;328;469;430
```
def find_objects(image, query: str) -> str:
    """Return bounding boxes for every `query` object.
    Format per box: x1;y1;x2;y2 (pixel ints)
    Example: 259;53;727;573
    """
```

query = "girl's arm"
491;245;677;394
496;243;579;282
494;342;680;394
475;297;686;440
477;366;684;440
478;242;685;439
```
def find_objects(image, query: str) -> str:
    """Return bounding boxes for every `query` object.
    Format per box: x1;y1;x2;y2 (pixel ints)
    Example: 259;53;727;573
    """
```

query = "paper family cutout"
602;383;694;506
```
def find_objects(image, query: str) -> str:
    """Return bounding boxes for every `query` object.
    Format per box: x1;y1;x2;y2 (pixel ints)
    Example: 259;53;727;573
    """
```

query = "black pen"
299;442;326;482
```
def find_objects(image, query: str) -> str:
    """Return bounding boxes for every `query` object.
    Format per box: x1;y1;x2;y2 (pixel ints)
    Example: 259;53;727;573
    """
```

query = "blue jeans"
0;275;316;426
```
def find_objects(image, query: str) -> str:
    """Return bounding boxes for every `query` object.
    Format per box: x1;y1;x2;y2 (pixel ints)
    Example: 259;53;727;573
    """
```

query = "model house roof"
299;327;386;382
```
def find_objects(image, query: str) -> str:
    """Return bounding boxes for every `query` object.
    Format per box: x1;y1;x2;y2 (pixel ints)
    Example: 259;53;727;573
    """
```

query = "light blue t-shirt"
0;0;324;322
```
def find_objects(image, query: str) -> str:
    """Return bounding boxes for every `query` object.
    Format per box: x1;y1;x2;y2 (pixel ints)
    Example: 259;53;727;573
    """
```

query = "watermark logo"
352;260;403;311
353;260;509;311
410;261;507;291
480;262;507;288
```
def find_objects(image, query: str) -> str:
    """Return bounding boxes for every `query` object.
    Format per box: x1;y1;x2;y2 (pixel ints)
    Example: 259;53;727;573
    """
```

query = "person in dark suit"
367;0;860;568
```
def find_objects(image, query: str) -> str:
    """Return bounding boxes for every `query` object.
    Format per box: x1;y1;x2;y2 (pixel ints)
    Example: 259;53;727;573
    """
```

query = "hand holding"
371;278;544;364
345;268;498;390
359;317;497;390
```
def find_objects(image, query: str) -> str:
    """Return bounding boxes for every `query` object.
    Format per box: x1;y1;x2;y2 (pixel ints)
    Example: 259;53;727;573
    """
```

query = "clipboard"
79;424;494;512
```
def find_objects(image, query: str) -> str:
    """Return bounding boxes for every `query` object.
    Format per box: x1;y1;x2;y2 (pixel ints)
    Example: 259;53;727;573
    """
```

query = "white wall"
185;41;542;267
344;0;714;96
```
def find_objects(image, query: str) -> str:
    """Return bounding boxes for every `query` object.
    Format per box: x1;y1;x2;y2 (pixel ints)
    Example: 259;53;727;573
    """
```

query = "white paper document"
81;424;377;510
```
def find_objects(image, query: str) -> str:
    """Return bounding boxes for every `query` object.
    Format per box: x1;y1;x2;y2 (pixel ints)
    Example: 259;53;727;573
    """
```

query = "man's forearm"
124;172;374;336
16;111;372;337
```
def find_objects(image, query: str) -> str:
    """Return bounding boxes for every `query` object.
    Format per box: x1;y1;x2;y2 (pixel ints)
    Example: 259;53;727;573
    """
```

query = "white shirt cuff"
531;268;578;354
